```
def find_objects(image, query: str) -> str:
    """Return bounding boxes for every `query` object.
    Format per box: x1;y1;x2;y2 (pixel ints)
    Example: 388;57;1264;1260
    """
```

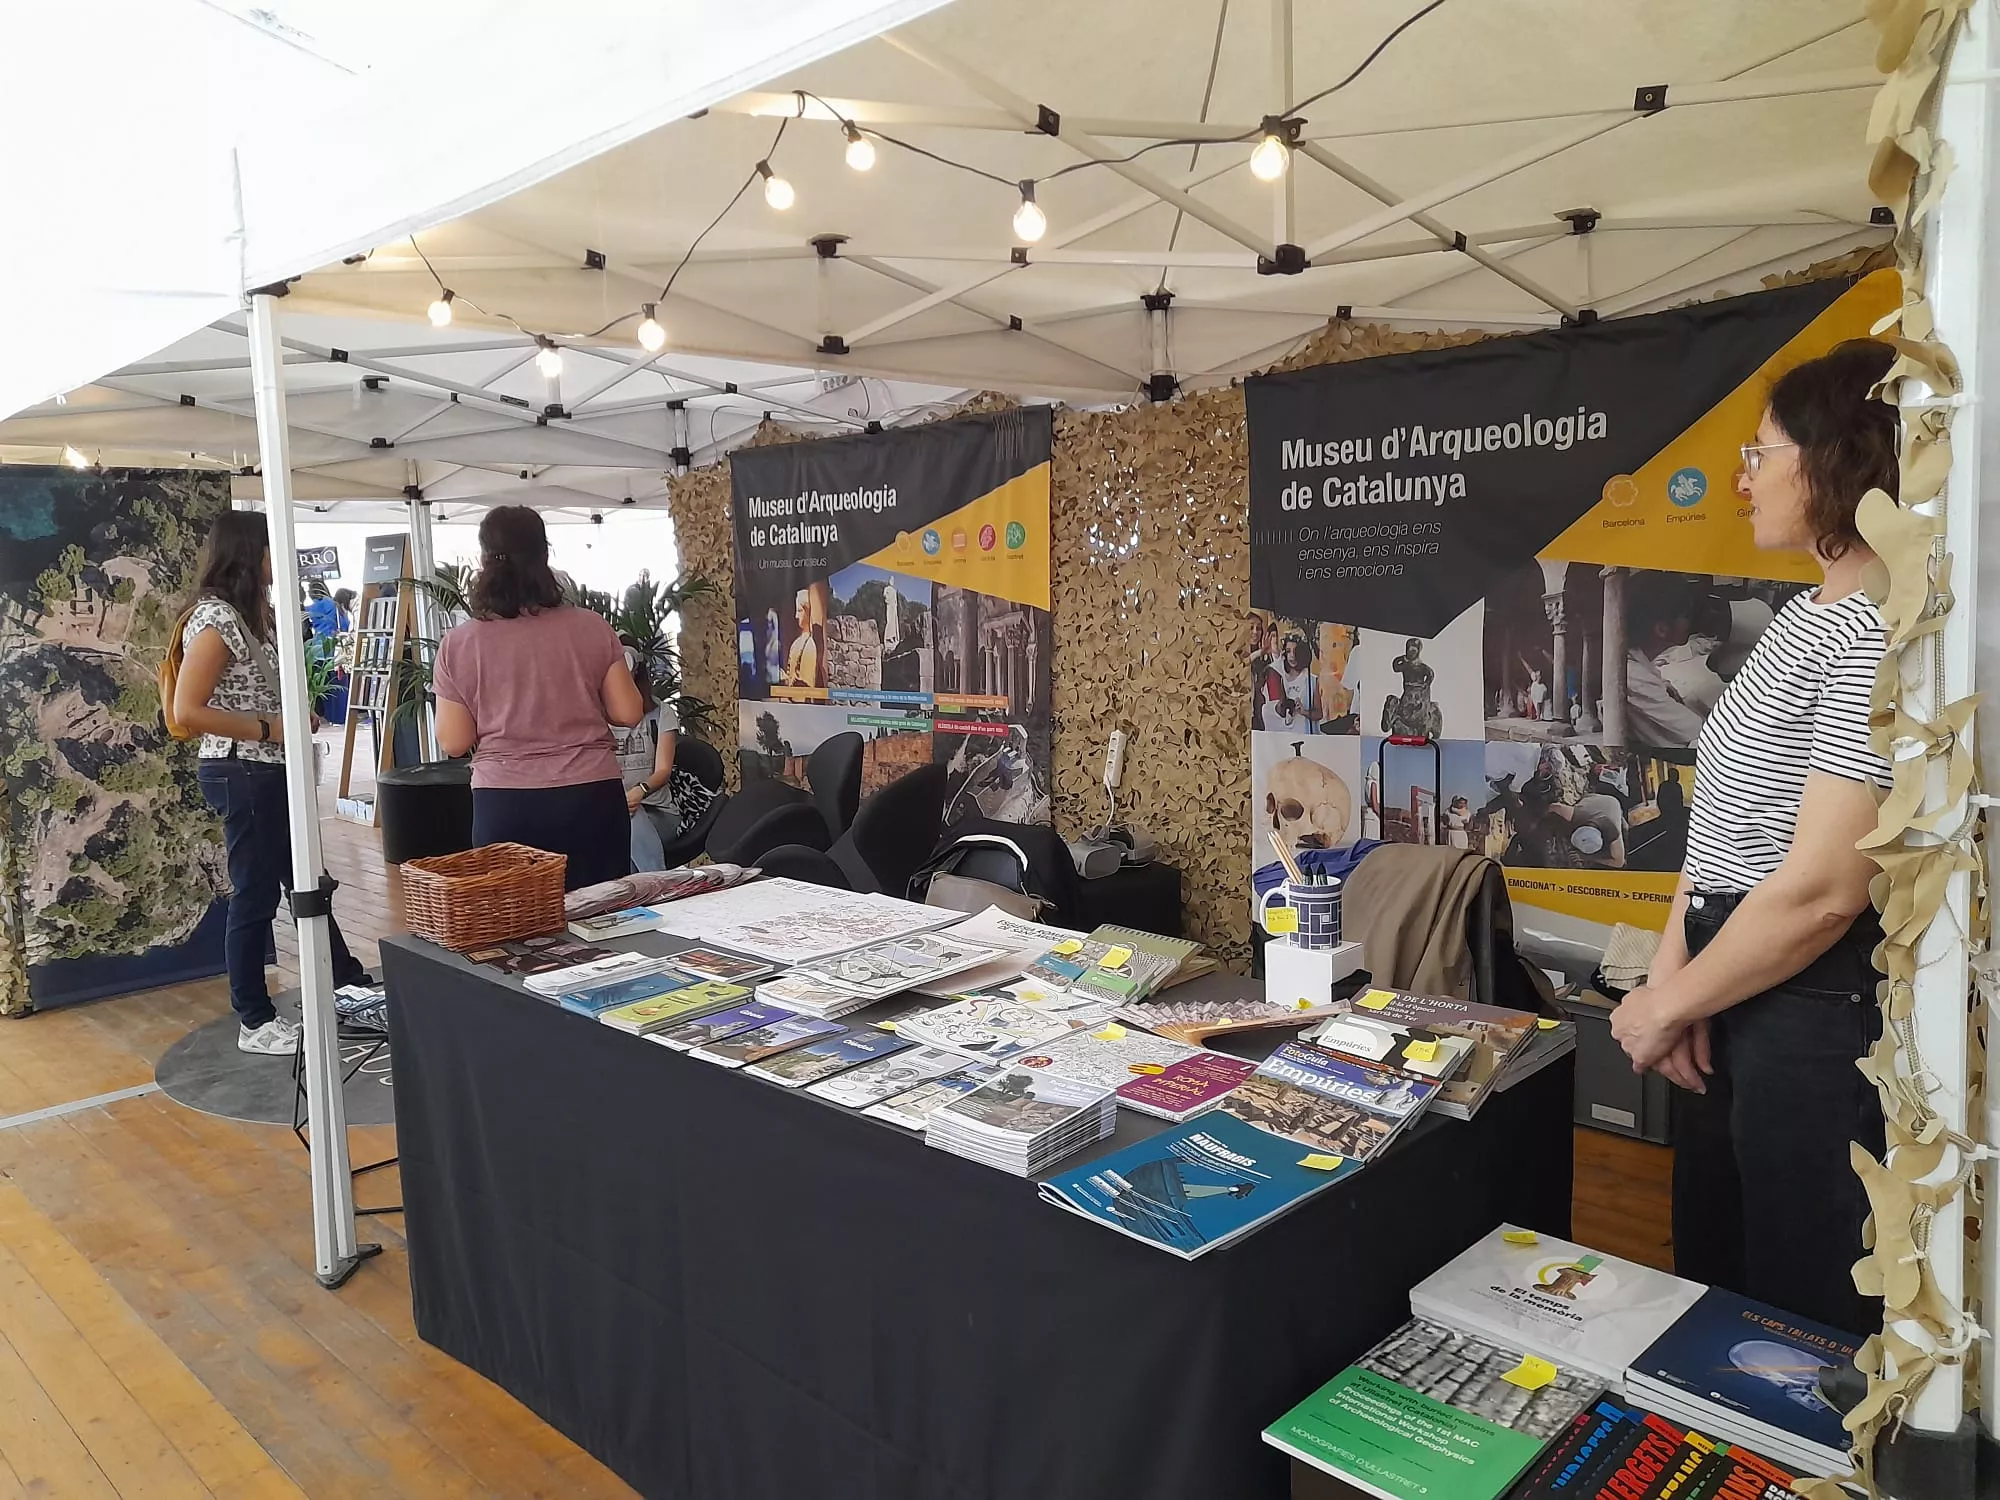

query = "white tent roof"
5;0;1889;491
0;0;951;421
259;0;1890;403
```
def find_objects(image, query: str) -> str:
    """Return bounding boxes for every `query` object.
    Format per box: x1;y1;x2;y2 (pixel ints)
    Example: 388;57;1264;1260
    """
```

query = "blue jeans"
629;802;684;873
199;758;366;1029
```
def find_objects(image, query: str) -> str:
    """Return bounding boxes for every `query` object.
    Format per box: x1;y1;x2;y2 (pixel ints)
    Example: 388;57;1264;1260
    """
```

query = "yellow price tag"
1501;1230;1540;1247
1356;990;1394;1011
1403;1039;1439;1064
1092;1023;1127;1042
1501;1355;1558;1392
1537;1018;1560;1030
1052;939;1084;955
1298;1153;1347;1171
1263;907;1298;936
1100;946;1134;969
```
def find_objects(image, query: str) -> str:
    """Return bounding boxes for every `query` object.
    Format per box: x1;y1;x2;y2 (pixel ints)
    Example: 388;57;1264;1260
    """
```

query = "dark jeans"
471;778;631;892
198;757;366;1030
1670;890;1885;1336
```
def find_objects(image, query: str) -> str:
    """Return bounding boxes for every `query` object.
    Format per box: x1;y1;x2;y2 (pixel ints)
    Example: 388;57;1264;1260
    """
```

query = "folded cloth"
1599;922;1661;988
563;863;760;921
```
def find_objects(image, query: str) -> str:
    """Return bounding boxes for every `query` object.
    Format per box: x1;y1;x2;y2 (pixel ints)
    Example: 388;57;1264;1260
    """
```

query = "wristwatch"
257;717;272;743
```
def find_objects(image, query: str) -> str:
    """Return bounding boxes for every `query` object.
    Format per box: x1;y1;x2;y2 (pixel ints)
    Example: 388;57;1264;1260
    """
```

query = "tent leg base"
316;1242;384;1291
1875;1411;1979;1500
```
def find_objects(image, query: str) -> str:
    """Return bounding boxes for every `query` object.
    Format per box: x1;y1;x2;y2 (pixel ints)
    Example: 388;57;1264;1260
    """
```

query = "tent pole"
1270;0;1294;250
245;289;374;1291
404;469;439;763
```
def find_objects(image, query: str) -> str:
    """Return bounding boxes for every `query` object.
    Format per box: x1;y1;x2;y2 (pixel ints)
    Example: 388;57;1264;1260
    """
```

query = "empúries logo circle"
921;529;942;556
1005;520;1027;549
1667;467;1708;507
978;523;997;551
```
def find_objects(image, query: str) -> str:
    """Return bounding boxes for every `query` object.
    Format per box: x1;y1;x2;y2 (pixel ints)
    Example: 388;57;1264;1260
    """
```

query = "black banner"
1245;280;1850;637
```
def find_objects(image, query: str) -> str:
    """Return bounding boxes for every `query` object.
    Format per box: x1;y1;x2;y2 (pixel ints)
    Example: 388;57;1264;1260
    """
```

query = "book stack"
805;1046;971;1111
1318;987;1540;1121
786;930;1002;1005
1624;1287;1860;1478
1408;1225;1706;1389
1040;1111;1358;1258
598;980;749;1035
1220;1040;1439;1164
565;906;666;942
1013;925;1204;1007
521;948;670;997
1262;1316;1600;1500
919;906;1091;995
860;1061;1000;1129
753;972;884;1022
1507;1398;1797;1500
923;1065;1118;1176
743;1028;915;1087
1112;1051;1256;1122
668;947;776;985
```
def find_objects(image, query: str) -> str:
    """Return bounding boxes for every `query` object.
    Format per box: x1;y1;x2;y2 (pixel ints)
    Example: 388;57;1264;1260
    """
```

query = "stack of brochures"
1505;1397;1798;1500
752;972;883;1021
924;1064;1117;1176
1624;1286;1860;1477
861;1062;1001;1130
805;1046;972;1112
742;1027;915;1087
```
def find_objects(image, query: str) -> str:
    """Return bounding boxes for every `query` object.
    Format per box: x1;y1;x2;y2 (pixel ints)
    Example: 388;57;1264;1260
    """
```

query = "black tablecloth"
383;933;1573;1500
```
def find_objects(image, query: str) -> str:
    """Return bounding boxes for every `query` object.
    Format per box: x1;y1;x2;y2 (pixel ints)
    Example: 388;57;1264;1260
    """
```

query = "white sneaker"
238;1017;302;1055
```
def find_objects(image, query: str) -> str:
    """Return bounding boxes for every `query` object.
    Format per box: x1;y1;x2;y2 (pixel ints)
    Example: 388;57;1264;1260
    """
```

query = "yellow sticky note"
1293;997;1317;1011
1092;1023;1127;1042
1502;1230;1540;1247
1403;1039;1439;1064
1052;939;1083;955
1537;1018;1560;1030
876;1020;898;1032
1356;990;1394;1011
1501;1355;1558;1392
1298;1153;1347;1171
1100;946;1134;969
1129;1062;1167;1076
1263;907;1298;936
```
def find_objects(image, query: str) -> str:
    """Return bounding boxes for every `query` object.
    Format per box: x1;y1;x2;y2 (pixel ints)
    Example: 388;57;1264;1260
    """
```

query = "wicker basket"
402;842;568;950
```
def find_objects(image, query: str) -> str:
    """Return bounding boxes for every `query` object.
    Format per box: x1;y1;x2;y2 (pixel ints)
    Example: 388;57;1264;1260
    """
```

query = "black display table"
382;932;1573;1500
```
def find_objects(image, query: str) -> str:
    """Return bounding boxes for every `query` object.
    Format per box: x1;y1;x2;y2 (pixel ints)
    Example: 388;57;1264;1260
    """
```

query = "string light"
534;337;564;378
842;123;876;172
1250;126;1290;182
61;445;89;469
757;160;795;211
1012;180;1046;243
636;304;667;353
427;289;455;327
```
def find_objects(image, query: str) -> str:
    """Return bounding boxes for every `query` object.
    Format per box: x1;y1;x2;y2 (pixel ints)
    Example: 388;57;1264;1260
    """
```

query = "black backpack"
910;817;1083;929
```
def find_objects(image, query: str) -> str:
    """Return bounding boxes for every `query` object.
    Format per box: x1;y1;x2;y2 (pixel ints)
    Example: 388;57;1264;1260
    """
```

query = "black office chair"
807;732;864;840
760;762;949;897
656;737;729;869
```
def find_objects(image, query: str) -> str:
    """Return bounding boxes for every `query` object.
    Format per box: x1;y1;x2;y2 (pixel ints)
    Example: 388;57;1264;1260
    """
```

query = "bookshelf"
336;535;413;824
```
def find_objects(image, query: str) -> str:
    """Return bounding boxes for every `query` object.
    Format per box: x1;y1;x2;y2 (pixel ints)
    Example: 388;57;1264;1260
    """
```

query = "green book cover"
600;981;749;1033
1263;1319;1596;1500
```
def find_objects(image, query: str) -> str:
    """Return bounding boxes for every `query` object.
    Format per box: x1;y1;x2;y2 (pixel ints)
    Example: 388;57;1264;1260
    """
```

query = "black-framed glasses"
1739;440;1798;475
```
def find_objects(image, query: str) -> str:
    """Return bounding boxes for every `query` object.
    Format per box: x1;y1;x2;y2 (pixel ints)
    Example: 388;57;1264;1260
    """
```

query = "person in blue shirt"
303;578;344;640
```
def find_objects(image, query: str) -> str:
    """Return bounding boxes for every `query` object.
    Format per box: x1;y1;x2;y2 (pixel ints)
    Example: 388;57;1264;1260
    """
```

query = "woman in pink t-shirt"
433;507;645;890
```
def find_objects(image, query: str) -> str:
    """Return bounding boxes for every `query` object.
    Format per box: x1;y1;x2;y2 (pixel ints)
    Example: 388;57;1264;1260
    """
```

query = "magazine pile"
1264;1226;1843;1500
1038;986;1562;1260
924;1065;1118;1176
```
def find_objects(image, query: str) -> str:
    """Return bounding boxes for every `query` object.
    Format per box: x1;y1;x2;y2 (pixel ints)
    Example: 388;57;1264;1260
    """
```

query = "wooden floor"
0;741;1675;1497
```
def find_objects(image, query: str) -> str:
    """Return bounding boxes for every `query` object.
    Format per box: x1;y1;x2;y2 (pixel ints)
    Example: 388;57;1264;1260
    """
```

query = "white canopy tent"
11;1;1994;1481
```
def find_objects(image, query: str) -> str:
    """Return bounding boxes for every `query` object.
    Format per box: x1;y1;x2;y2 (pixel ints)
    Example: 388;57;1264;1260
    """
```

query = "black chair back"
831;763;948;896
675;736;725;791
806;732;864;838
705;774;819;865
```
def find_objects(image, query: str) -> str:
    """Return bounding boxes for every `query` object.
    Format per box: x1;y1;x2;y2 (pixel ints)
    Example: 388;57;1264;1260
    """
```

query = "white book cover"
520;950;667;996
1408;1226;1706;1383
917;907;1089;996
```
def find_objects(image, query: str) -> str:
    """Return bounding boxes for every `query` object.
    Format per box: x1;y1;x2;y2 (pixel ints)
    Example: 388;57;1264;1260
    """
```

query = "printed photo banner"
730;407;1054;832
1244;271;1899;928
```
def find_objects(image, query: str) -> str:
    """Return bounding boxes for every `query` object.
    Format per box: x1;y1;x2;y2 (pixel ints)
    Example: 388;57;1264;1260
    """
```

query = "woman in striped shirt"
1609;340;1897;1335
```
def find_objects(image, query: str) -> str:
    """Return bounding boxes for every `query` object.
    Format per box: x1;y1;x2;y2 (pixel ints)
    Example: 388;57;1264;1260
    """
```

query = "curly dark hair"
1765;338;1900;561
469;505;563;620
191;510;274;641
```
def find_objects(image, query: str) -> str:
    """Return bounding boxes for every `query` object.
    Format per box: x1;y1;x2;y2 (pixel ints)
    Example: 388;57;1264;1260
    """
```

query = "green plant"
605;570;718;738
389;563;475;738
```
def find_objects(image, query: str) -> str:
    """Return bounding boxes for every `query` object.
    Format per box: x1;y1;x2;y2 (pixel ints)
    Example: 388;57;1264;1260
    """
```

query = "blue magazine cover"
1037;1112;1359;1259
556;967;695;1016
1627;1286;1858;1454
649;999;795;1051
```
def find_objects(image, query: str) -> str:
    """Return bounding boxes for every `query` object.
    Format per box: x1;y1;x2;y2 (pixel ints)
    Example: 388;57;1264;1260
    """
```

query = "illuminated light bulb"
1012;180;1046;243
534;339;564;378
427;289;455;327
636;304;667;353
1250;132;1290;181
62;444;89;469
843;123;875;172
757;160;795;211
